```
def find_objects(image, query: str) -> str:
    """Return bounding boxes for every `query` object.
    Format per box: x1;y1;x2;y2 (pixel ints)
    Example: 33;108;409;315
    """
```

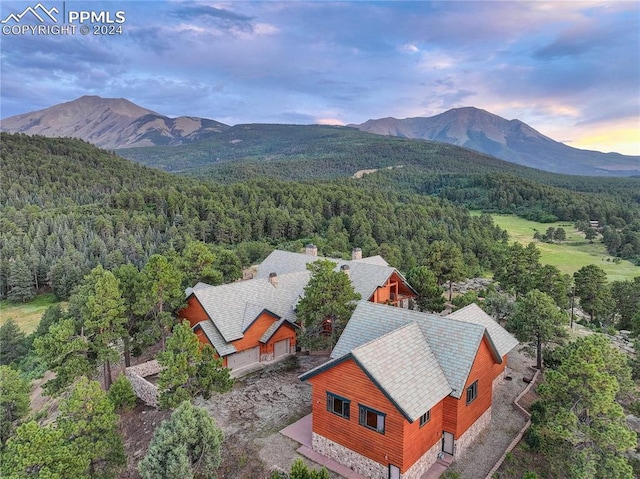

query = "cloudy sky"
1;0;639;155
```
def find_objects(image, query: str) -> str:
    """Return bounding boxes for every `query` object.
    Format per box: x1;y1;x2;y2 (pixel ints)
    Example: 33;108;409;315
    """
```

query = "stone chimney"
268;272;278;286
305;244;318;256
340;264;351;278
351;247;362;260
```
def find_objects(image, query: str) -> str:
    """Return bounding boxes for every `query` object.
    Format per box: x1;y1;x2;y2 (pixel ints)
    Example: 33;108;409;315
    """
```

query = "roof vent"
351;247;362;260
305;244;318;256
268;272;278;286
340;264;351;277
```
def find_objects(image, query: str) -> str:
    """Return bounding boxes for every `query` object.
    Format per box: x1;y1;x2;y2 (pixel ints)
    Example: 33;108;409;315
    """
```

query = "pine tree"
69;265;127;389
423;240;465;301
531;335;636;478
296;260;361;351
406;266;445;312
507;289;568;370
107;374;137;412
574;264;614;323
6;258;35;302
57;377;126;479
157;321;233;409
0;319;29;366
138;401;223;479
1;421;88;478
0;365;30;447
34;318;93;394
136;255;184;350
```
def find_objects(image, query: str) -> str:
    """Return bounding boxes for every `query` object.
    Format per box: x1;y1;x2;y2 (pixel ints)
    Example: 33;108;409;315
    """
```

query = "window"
326;392;350;419
359;405;385;434
466;380;478;404
419;410;431;427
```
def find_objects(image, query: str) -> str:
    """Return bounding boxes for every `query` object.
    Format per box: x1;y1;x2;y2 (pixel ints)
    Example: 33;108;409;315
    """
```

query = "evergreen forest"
1;132;639;478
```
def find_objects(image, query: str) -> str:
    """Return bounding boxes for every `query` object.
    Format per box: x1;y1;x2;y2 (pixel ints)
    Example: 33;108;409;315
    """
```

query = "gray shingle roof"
189;271;307;355
447;303;518;358
255;250;389;277
254;250;406;301
352;323;452;421
330;301;503;399
260;317;291;343
197;321;236;356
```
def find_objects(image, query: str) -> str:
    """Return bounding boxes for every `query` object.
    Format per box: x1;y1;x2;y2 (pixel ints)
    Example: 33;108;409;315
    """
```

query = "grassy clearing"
475;212;639;282
0;293;63;334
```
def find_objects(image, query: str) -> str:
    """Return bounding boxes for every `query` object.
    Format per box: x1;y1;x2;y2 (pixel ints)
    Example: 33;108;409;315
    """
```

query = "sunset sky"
1;0;639;155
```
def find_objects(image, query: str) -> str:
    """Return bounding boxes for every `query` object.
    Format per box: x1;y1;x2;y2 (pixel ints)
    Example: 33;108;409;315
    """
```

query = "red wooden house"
299;302;518;479
179;247;416;373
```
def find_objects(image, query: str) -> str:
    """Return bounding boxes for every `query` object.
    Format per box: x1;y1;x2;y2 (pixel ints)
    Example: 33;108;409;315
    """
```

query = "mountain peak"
353;108;640;176
0;96;229;149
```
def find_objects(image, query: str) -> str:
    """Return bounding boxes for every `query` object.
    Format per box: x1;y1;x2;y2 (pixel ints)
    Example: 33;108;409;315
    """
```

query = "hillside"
119;123;550;178
0;96;229;149
350;107;640;176
0;132;511;300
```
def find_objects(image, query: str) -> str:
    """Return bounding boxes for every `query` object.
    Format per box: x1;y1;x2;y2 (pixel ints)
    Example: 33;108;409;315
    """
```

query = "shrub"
524;427;541;451
108;374;137;412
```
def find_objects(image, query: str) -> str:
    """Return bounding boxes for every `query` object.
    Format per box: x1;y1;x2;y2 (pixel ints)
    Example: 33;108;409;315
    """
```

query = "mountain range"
0;95;229;149
350;108;639;176
1;96;638;176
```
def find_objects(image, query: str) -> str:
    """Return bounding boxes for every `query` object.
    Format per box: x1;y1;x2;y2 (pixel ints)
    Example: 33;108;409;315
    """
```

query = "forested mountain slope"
118;123;552;176
1;133;510;300
121;124;640;261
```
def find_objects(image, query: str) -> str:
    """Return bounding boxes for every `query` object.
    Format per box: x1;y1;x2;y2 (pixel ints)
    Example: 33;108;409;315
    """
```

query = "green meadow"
479;213;638;282
0;293;64;334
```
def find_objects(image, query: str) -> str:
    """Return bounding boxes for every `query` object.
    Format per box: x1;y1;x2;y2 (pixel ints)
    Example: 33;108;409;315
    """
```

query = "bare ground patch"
118;354;331;479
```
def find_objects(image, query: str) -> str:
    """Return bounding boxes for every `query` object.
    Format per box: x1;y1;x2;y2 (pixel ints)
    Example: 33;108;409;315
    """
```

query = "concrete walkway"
280;414;451;479
281;414;368;479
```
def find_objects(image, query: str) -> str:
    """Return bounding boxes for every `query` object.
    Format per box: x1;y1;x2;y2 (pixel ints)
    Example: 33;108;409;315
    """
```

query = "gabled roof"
301;322;451;422
195;320;236;356
260;317;296;344
255;250;411;301
187;271;308;354
326;301;516;399
447;303;519;358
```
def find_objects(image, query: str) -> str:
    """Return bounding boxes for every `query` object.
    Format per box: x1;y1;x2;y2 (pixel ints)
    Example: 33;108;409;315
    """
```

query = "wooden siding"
232;310;279;353
178;296;210;328
493;355;508;380
307;358;409;469
193;327;212;347
443;336;497;439
370;272;415;306
401;401;444;472
262;322;296;357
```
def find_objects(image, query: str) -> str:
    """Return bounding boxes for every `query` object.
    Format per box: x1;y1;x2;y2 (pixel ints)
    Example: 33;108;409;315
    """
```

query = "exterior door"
274;339;290;358
227;346;260;370
389;464;401;479
442;431;454;455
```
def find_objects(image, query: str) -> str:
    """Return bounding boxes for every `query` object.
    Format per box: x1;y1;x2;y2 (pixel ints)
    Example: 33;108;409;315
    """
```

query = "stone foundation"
312;433;387;479
402;439;441;479
455;406;492;456
125;360;162;408
312;432;441;479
